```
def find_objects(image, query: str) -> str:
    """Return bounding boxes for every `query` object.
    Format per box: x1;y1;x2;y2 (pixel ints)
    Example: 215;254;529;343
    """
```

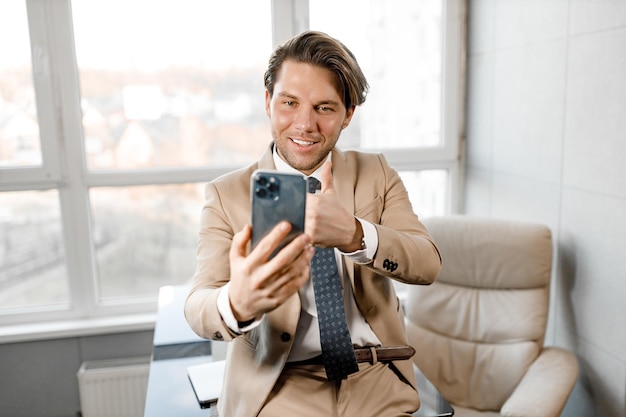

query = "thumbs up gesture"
306;161;364;252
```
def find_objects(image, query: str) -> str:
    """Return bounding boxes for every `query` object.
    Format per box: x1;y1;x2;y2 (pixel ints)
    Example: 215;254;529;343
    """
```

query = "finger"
267;232;311;270
320;161;334;193
303;210;316;242
261;234;312;289
231;224;252;260
273;262;311;297
249;221;293;263
265;243;314;294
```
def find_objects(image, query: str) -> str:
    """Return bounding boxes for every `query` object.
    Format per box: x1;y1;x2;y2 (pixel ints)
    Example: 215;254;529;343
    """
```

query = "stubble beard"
273;132;336;174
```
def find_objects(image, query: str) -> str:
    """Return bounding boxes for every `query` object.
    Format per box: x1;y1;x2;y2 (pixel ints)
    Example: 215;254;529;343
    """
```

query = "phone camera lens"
256;176;267;186
268;183;279;193
255;187;267;198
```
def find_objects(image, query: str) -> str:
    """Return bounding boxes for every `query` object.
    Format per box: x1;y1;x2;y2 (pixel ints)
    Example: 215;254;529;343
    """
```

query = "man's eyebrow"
276;92;341;107
316;99;342;107
276;92;298;100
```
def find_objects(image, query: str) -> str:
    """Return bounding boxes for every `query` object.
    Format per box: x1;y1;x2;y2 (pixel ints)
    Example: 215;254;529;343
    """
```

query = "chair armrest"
501;347;578;417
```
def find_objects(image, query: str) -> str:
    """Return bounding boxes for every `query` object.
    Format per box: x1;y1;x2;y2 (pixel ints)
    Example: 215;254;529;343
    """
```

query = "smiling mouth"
291;138;316;147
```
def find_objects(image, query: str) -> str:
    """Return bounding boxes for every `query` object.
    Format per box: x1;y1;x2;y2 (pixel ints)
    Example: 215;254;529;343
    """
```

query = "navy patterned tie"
308;177;359;381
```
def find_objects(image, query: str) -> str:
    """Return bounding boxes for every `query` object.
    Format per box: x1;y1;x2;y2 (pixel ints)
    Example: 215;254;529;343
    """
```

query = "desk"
144;286;454;417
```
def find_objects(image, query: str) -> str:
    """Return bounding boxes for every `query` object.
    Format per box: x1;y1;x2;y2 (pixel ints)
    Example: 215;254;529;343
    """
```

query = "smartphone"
250;170;307;258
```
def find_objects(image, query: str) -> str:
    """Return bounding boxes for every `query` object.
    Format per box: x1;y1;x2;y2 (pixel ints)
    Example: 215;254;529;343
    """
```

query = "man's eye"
318;106;333;112
284;101;295;106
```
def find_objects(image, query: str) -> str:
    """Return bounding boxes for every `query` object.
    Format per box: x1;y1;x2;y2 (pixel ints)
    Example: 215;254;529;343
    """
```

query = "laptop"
187;360;226;409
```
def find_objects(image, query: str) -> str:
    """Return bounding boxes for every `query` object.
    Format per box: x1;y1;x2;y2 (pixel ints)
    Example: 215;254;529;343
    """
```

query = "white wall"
464;1;626;416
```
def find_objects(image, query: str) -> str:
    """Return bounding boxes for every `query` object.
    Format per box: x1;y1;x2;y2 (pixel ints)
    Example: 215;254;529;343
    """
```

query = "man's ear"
342;106;356;129
265;90;272;118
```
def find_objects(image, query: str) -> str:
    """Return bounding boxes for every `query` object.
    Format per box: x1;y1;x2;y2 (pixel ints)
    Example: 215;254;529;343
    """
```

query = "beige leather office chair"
406;216;578;417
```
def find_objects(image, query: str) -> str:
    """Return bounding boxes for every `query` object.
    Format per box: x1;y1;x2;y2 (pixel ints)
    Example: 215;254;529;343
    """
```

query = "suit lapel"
258;143;276;170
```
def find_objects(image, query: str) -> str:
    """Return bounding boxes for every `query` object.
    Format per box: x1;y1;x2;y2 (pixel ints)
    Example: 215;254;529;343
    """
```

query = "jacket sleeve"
184;180;242;341
357;153;442;285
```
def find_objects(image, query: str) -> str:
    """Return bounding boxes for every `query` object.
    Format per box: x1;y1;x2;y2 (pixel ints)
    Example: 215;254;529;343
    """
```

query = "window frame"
0;0;466;336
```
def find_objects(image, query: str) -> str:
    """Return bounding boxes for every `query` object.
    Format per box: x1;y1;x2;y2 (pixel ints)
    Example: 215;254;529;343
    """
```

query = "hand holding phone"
227;171;311;321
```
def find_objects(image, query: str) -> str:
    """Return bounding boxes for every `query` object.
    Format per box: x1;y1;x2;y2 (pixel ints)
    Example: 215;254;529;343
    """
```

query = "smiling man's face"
265;60;354;175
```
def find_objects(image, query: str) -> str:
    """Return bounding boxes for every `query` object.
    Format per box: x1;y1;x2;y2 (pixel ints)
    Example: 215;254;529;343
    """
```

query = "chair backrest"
406;216;553;411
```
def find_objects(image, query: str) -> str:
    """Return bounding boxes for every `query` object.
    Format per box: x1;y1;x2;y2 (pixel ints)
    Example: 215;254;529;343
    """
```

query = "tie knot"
308;177;321;194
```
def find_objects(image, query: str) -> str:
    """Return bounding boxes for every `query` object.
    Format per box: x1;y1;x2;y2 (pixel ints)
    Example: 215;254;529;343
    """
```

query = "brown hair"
264;31;369;109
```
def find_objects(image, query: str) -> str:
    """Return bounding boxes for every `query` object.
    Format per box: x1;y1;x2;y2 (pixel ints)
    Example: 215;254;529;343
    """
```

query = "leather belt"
288;345;415;366
354;345;416;363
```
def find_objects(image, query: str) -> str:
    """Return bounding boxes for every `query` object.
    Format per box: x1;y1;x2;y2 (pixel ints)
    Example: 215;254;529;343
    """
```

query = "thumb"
320;161;334;193
230;224;252;259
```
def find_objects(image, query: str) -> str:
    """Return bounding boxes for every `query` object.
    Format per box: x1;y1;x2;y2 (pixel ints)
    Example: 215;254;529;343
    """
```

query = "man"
185;31;441;417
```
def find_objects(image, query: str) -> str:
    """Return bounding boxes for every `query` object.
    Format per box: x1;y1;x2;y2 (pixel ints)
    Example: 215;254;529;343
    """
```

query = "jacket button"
213;331;224;341
383;258;398;272
280;332;291;342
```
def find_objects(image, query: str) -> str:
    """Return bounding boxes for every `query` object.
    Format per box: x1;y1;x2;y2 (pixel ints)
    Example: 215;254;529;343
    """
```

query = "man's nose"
293;107;315;131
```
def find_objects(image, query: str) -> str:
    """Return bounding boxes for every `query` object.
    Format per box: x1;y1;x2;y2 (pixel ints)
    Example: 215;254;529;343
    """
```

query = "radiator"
77;357;150;417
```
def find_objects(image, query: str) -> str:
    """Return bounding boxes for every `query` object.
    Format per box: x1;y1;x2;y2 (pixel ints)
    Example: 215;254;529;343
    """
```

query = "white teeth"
292;139;314;146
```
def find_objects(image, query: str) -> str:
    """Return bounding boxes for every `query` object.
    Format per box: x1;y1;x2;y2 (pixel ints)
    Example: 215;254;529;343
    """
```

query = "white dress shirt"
217;149;381;361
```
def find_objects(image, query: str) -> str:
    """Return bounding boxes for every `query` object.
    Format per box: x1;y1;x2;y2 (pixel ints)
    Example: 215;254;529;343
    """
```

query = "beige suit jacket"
185;144;441;417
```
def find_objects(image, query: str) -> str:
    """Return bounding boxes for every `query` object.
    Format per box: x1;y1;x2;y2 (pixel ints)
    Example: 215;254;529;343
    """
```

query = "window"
0;2;70;317
0;2;40;168
70;0;272;303
311;1;444;149
72;0;272;170
0;0;465;332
